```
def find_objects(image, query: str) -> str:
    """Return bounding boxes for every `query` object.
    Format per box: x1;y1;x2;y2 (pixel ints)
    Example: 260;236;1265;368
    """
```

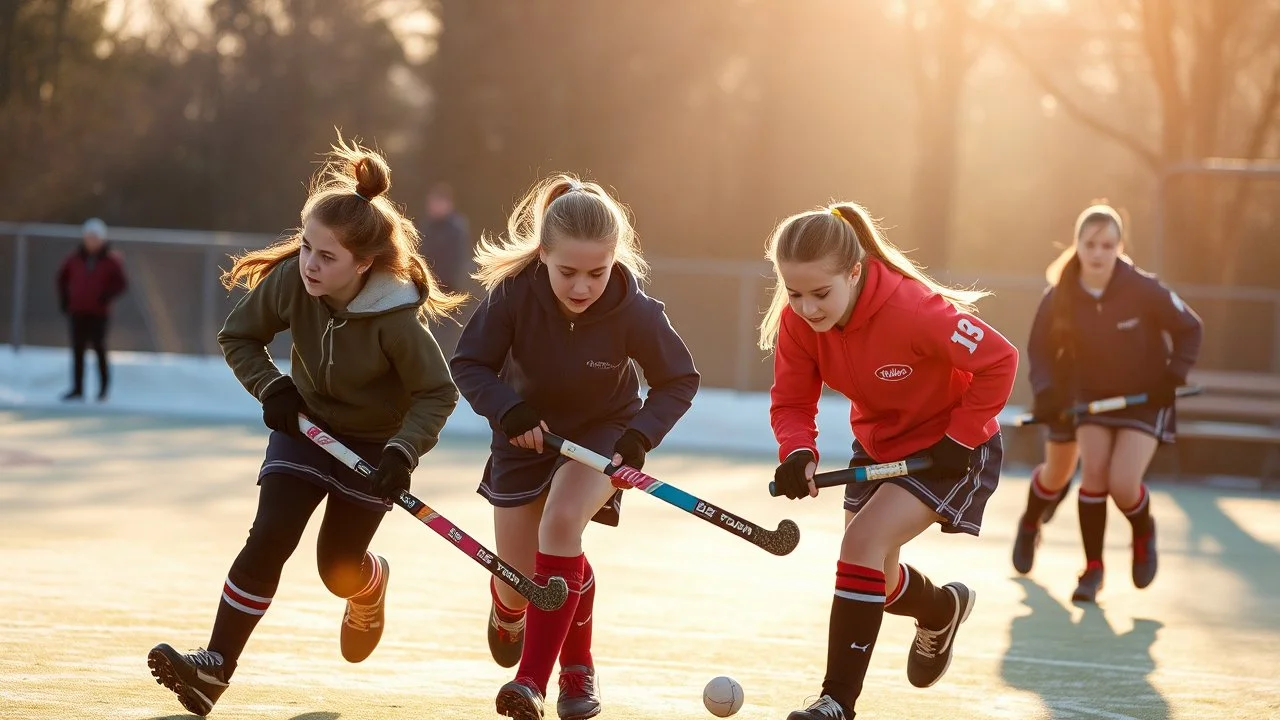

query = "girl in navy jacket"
1015;203;1202;603
450;173;699;720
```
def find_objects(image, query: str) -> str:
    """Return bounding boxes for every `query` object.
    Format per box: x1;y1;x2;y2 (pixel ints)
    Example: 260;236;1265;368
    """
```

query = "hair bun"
353;154;391;201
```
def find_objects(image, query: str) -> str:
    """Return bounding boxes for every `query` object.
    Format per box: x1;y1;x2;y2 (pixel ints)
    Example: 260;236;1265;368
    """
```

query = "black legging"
230;472;387;598
68;313;108;395
208;473;388;669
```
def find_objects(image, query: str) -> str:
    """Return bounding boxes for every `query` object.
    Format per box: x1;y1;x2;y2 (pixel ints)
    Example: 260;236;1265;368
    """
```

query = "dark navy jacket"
1028;260;1202;402
450;261;700;452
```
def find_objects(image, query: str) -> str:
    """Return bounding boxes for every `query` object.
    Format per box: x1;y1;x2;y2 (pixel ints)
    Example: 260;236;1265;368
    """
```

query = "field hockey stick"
1012;385;1203;427
540;432;800;557
298;416;568;611
768;456;934;497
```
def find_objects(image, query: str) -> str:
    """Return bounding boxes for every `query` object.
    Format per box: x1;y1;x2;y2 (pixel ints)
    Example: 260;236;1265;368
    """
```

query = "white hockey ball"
703;675;744;717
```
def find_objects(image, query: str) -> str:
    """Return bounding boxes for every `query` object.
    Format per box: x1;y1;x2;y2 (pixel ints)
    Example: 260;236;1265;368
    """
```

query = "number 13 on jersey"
950;318;984;354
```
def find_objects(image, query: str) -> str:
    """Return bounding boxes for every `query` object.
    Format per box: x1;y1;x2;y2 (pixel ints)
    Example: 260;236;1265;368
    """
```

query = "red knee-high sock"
514;552;584;693
559;555;595;669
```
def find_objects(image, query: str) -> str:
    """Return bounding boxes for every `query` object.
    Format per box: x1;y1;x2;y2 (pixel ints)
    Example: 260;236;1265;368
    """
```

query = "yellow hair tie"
830;207;843;219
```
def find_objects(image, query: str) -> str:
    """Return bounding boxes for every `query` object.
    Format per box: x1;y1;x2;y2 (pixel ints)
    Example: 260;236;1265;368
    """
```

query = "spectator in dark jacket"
419;182;471;354
56;218;128;401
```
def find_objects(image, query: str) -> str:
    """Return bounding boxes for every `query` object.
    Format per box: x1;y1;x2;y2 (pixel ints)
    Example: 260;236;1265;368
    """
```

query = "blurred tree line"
4;0;1280;287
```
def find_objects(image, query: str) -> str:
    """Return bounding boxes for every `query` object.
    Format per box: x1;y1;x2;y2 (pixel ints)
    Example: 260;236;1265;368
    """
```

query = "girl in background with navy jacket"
1015;203;1202;603
450;174;699;720
762;203;1018;720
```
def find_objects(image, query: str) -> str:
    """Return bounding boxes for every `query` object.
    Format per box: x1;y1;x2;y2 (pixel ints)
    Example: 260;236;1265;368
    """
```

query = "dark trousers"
68;313;108;396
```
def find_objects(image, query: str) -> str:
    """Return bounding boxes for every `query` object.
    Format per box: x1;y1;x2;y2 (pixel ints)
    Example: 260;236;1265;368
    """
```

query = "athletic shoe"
1012;523;1041;575
488;599;525;668
556;665;601;719
787;695;851;719
341;555;389;662
1072;562;1105;603
906;582;976;688
147;643;229;716
497;677;545;720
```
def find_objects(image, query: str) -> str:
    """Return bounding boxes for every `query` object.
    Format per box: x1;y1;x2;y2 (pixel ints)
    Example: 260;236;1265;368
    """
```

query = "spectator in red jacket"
56;218;128;401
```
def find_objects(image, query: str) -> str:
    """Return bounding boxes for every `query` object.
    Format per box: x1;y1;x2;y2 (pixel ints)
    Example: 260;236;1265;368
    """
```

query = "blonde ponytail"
473;173;648;291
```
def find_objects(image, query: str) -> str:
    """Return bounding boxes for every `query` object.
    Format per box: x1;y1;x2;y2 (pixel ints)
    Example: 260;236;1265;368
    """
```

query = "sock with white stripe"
207;571;275;674
491;577;527;626
346;551;384;604
884;563;955;631
1019;470;1062;530
1119;484;1153;537
822;561;886;714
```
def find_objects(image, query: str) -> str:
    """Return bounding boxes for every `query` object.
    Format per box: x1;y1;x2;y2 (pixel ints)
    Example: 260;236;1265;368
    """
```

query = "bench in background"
1176;369;1280;483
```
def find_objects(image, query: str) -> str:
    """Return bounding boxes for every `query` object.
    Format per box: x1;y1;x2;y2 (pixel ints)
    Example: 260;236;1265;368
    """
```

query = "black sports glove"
612;428;650;470
499;402;542;439
1148;371;1182;408
370;448;413;501
920;436;973;481
261;377;309;438
1031;389;1066;424
773;450;815;500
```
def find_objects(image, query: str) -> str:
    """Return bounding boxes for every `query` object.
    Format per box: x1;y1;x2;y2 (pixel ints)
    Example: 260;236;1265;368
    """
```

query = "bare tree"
978;0;1280;285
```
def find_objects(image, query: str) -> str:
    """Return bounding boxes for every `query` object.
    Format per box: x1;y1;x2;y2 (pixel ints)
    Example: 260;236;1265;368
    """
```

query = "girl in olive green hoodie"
147;134;463;717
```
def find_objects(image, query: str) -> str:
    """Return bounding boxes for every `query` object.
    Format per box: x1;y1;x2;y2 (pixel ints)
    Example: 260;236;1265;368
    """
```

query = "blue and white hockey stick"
542;432;800;557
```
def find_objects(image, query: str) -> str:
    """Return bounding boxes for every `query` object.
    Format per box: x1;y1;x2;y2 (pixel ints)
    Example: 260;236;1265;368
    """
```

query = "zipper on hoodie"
320;316;347;395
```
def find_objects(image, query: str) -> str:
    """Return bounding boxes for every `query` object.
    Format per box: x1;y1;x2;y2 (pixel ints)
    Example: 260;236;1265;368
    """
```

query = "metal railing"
4;222;1280;393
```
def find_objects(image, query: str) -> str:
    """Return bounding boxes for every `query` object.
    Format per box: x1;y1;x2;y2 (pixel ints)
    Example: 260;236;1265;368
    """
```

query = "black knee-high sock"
822;562;886;713
1020;471;1063;529
883;563;955;630
207;569;276;675
1079;489;1108;566
1119;484;1153;537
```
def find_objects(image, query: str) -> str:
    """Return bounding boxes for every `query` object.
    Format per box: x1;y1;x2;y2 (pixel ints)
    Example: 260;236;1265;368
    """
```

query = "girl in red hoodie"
761;203;1018;720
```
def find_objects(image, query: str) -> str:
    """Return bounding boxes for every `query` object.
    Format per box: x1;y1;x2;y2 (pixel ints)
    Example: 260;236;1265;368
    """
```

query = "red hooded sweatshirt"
770;258;1018;464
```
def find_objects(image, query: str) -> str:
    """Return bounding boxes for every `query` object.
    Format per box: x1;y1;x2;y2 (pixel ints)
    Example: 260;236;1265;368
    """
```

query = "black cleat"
906;582;975;688
488;600;525;668
340;554;389;663
787;695;851;719
1132;518;1158;589
147;643;230;717
556;665;601;719
1012;523;1041;575
496;677;545;719
1072;563;1105;603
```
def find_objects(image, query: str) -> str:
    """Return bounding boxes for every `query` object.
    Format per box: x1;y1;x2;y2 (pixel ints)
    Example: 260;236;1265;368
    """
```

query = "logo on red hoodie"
875;364;913;381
